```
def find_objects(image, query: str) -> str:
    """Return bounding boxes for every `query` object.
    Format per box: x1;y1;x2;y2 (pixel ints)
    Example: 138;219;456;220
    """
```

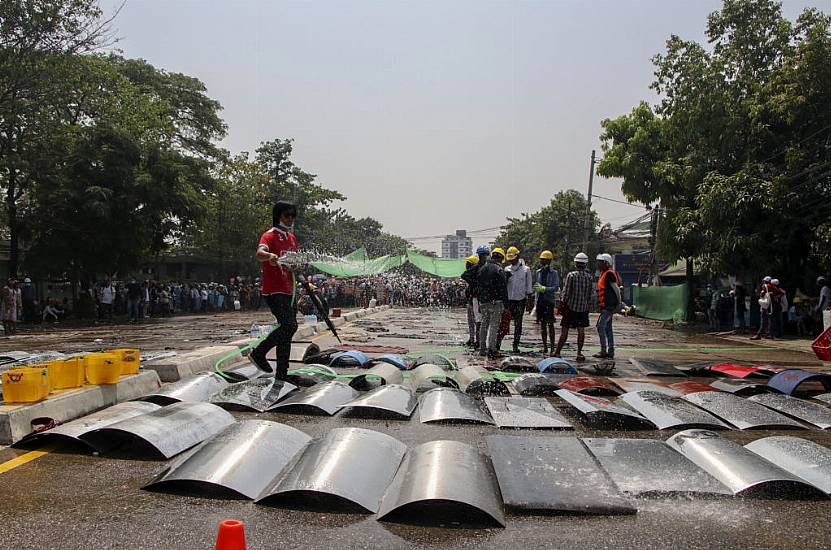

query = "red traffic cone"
215;519;246;550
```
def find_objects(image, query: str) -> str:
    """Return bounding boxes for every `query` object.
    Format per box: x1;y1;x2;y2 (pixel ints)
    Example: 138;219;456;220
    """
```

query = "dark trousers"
252;293;298;379
507;299;527;348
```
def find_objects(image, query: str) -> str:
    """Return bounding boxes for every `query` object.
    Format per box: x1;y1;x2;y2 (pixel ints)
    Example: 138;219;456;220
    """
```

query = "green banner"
406;251;466;278
633;284;688;323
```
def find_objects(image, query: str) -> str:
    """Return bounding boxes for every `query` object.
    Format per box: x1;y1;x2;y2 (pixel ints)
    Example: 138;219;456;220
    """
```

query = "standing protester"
553;253;592;360
461;255;481;348
99;279;115;323
734;283;747;335
816;277;831;331
533;250;560;356
250;201;300;379
752;276;783;340
490;248;512;352
504;246;533;353
595;253;620;359
477;245;508;359
21;278;34;324
1;278;20;335
770;278;785;339
127;279;141;323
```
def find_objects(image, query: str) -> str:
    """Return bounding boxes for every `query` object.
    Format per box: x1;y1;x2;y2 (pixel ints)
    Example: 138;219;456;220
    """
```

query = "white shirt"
100;285;115;305
505;261;533;301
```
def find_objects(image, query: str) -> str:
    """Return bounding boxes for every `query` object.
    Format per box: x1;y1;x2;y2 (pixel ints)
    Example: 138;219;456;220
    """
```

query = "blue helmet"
476;244;491;256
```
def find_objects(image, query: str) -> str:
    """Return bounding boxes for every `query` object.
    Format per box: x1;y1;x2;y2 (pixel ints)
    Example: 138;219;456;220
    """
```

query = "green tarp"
633;284;688;323
343;247;368;262
311;254;406;277
405;251;467;278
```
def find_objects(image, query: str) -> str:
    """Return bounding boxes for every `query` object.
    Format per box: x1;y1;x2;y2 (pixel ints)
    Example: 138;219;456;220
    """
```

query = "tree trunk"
7;191;18;277
686;256;695;322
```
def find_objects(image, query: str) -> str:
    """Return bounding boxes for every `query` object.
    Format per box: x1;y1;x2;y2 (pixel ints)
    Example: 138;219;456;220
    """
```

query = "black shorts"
561;308;589;328
536;301;556;323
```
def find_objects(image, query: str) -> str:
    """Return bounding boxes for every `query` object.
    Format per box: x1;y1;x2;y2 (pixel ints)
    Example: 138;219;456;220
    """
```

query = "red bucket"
812;325;831;362
331;308;342;318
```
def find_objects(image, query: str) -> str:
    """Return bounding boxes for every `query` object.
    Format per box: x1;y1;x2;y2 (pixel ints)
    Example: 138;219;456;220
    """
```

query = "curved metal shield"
452;366;510;397
349;363;404;390
139;372;229;405
484;397;573;429
210;377;298;412
378;439;505;527
629;357;687;377
768;369;831;396
290;342;320;363
257;427;406;513
418;387;494;424
329;350;370;368
409;363;458;391
814;393;831;405
537;357;577;374
338;384;418;418
286;365;338;387
709;377;774;396
144;420;311;499
748;393;831;429
487;435;635;515
708;363;762;379
513;373;575;396
666;429;824;496
558;376;622;396
745;436;831;495
24;401;161;448
583;438;731;496
668;381;718;395
372;354;407;370
618;391;729;430
499;356;537;372
554;389;652;426
411;354;455;371
614;379;682;397
270;381;359;415
683;391;806;430
223;363;263;381
80;402;236;459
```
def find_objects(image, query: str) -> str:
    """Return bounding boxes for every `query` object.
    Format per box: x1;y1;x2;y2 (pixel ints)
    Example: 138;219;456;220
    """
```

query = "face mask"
279;222;295;232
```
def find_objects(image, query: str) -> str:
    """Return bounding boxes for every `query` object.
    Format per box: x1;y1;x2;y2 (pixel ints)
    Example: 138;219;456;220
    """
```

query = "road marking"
0;444;56;475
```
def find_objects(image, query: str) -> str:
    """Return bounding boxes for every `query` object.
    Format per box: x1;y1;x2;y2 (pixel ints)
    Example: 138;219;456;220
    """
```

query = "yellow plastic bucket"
84;353;121;385
2;367;50;403
48;358;85;390
111;348;140;376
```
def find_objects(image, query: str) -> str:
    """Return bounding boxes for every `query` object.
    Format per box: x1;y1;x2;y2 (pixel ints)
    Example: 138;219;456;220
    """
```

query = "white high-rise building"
441;230;473;259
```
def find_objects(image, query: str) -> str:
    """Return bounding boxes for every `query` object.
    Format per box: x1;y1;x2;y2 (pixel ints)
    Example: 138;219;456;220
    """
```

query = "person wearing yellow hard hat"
477;246;508;358
533;250;560;355
461;255;482;347
503;246;534;353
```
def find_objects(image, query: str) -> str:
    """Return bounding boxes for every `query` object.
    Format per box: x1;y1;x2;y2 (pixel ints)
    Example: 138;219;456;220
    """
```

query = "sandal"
575;354;586;362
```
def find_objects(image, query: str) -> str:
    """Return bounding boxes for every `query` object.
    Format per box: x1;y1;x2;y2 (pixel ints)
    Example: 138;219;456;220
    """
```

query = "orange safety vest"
597;269;619;309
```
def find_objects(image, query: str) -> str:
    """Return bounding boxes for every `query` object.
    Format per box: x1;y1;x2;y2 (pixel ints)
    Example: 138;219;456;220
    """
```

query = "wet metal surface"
270;381;359;415
22;401;161;448
748;393;831;429
286;365;337;387
745;436;831;495
618;391;730;430
668;381;718;395
814;393;831;405
258;427;406;513
558;376;622;396
452;366;510;397
666;429;823;496
583;438;732;496
378;439;506;527
767;369;831;396
487;435;636;515
349;363;404;389
289;342;321;363
709;377;774;396
708;364;762;379
139;372;229;405
411;354;456;371
683;391;806;430
338;384;418;418
80;402;236;459
409;363;458;391
512;373;575;396
629;358;687;377
554;389;652;426
537;357;577;374
499;356;537;372
209;378;298;412
613;379;682;397
484;397;574;429
144;420;311;499
418;387;494;425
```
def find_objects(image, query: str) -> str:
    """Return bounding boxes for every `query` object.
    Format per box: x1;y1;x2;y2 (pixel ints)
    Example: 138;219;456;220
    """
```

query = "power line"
592;194;645;208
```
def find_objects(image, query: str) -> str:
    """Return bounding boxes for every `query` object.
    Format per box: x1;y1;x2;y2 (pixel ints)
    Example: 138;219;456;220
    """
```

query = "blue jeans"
597;308;615;354
127;299;139;321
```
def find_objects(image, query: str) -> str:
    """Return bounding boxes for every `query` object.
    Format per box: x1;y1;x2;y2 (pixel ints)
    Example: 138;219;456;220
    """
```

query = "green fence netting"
633;283;688;323
311;254;406;277
405;251;467;278
343;247;369;261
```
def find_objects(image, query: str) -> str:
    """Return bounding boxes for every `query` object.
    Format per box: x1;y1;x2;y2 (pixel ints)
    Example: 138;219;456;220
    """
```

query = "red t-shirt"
259;227;297;295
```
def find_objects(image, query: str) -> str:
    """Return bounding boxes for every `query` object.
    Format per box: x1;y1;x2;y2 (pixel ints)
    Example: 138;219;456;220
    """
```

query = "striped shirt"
561;269;593;313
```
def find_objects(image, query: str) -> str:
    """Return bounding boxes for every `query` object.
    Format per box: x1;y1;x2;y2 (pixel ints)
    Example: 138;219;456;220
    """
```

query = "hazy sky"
101;0;828;252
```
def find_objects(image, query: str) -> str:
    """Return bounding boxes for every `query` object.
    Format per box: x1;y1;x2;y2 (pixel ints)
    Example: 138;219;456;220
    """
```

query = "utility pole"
649;205;661;284
582;150;596;249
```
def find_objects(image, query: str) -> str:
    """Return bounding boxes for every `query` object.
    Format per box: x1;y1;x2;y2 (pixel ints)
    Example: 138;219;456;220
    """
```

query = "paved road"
0;308;829;549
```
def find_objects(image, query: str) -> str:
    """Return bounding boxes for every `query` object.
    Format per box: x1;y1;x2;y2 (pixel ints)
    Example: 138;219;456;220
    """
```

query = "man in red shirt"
249;201;300;379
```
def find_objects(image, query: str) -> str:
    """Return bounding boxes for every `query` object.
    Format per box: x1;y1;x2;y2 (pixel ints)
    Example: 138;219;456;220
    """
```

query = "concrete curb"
143;345;240;382
0;371;161;445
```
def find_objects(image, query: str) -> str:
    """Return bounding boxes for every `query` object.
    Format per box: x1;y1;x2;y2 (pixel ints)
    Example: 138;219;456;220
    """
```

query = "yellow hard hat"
465;255;479;265
491;247;506;259
506;246;520;260
539;250;554;260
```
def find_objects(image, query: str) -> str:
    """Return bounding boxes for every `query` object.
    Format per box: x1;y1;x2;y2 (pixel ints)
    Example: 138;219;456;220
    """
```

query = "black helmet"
272;201;297;227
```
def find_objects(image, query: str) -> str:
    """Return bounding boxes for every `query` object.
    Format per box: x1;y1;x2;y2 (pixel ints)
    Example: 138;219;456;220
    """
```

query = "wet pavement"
1;308;830;549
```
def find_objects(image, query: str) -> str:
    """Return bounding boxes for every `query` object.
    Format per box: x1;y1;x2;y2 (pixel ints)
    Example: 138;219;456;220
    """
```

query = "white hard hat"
596;253;613;264
574;252;589;263
763;276;772;283
771;278;780;286
23;278;31;283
